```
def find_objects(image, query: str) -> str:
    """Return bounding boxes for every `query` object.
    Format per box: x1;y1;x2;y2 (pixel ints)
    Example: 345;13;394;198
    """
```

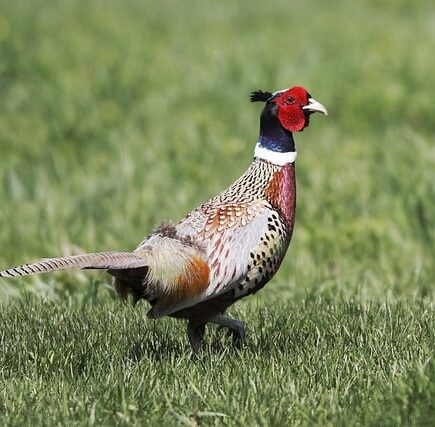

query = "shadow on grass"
124;335;186;363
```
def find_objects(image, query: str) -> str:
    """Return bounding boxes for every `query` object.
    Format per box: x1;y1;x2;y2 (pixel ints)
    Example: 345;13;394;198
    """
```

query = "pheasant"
0;86;327;352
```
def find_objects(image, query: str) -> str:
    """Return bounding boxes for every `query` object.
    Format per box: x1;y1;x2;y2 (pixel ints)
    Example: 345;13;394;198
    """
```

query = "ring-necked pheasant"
0;86;327;352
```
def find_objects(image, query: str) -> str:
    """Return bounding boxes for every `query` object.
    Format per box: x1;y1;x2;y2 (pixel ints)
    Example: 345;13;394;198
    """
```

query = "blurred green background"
1;0;435;425
0;0;433;300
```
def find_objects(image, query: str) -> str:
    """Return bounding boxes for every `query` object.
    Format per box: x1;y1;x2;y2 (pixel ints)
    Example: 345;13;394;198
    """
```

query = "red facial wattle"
278;105;308;132
274;86;310;132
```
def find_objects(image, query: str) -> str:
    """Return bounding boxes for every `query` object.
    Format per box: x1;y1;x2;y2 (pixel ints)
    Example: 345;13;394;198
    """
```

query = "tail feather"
0;251;147;278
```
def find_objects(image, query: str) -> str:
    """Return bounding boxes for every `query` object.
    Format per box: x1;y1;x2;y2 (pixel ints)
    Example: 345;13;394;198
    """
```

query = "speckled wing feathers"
200;201;269;296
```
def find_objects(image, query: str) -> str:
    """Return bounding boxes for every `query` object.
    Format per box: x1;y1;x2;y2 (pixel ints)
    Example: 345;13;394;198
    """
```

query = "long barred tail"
0;252;147;278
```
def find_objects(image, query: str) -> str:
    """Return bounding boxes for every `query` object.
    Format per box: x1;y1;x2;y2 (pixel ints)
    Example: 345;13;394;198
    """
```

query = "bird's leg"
187;321;206;354
209;314;246;346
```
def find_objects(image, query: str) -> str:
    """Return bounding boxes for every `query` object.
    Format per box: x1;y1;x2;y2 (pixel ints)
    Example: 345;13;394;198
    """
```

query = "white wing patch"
202;203;269;297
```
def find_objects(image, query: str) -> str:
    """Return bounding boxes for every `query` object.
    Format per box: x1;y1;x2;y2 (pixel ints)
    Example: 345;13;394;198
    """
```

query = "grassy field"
0;0;434;425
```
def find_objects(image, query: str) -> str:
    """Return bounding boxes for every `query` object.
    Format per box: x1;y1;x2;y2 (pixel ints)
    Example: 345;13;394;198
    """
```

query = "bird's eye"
286;96;295;104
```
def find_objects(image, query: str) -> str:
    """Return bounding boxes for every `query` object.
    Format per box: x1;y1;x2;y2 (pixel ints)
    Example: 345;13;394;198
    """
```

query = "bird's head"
251;86;327;132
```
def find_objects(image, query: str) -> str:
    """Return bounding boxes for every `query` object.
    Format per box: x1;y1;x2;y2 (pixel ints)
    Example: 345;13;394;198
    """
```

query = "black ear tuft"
250;90;273;103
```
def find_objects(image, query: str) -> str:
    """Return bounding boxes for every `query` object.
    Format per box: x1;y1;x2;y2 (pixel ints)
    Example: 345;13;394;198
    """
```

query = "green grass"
1;297;435;426
0;0;435;425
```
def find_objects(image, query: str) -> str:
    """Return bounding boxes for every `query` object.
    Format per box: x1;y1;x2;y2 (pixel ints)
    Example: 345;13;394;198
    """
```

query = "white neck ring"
254;143;297;166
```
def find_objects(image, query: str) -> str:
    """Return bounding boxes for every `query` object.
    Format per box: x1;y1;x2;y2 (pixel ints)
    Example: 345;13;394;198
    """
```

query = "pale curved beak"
302;98;328;116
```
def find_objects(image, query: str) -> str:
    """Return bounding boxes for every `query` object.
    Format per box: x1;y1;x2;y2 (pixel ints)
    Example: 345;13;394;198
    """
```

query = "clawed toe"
210;315;246;347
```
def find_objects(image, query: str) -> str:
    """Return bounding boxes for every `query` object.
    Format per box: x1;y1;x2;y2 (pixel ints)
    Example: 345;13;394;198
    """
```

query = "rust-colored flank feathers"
175;255;210;299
